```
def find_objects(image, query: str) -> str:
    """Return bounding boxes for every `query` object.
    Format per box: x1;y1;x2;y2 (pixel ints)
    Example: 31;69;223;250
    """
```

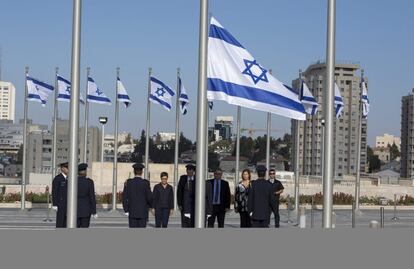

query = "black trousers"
129;216;147;228
155;208;170;228
239;212;251;228
251;219;269;228
268;203;280;228
56;209;67;228
207;205;226;228
77;217;91;228
181;212;194;228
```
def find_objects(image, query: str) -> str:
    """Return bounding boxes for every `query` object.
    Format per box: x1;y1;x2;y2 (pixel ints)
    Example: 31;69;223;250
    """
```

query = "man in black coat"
207;168;230;228
152;172;174;228
52;162;69;228
122;163;153;228
76;163;97;228
177;163;213;228
268;169;284;228
248;165;277;228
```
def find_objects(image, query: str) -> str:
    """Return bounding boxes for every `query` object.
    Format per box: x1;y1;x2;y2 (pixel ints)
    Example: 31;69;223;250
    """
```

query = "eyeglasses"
269;173;275;175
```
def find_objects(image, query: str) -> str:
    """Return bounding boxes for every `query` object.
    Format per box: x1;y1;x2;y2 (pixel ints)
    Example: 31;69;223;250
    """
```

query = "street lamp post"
99;117;108;185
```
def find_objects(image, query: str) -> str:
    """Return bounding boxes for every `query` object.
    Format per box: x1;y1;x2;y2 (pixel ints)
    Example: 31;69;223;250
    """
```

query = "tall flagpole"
265;69;273;179
173;67;181;210
354;69;364;213
67;0;82;228
235;106;241;195
323;0;336;229
294;69;302;214
111;67;120;211
144;68;152;180
83;67;90;163
21;66;29;210
52;67;59;181
195;0;209;228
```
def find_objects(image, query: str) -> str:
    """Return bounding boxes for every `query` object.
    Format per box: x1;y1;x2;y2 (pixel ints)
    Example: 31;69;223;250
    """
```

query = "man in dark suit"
76;163;97;228
207;168;230;228
248;165;277;228
177;163;213;228
52;162;69;228
268;169;284;228
152;172;174;228
122;163;153;228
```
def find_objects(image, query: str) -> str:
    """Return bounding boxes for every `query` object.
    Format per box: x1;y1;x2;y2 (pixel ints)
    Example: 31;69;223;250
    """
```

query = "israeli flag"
334;83;344;119
87;77;111;105
361;79;369;118
178;78;189;115
207;17;306;120
300;80;318;116
117;77;132;108
57;75;85;104
149;76;175;111
26;75;54;106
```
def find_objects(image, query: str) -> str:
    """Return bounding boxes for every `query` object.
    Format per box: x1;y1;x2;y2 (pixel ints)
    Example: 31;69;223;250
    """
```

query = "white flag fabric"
361;79;369;118
87;77;111;105
57;75;85;104
334;83;344;119
117;77;132;107
207;17;306;120
26;75;54;107
149;76;175;111
299;80;318;116
178;77;189;115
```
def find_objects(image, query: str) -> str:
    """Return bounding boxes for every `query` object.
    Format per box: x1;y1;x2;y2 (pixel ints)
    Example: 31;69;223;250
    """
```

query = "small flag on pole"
117;77;132;108
57;75;85;104
334;83;344;119
361;79;369;118
300;80;318;116
178;78;189;115
87;77;111;105
149;76;175;111
26;75;54;106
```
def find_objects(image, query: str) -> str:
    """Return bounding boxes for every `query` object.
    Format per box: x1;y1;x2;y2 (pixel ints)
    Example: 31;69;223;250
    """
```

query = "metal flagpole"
235;106;241;195
111;67;120;211
52;67;59;181
354;69;364;214
265;69;273;179
83;67;90;163
195;0;209;228
294;70;302;214
173;68;181;210
144;68;152;180
323;0;336;229
21;66;29;210
67;0;82;228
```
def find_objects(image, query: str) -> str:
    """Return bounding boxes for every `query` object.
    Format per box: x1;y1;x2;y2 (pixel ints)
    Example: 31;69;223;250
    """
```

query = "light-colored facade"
291;62;368;178
376;133;401;150
373;146;390;164
401;90;414;178
0;81;16;122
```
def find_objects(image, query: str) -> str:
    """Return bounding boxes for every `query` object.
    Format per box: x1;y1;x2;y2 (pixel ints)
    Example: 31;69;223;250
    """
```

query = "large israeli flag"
207;17;306;120
26;75;54;106
361;79;369;118
87;77;111;105
334;83;344;119
57;75;85;104
117;77;132;108
149;76;175;111
300;81;318;116
178;78;189;115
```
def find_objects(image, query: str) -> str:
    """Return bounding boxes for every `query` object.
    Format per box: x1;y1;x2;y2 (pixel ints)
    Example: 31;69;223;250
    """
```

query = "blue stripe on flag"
57;76;71;85
27;77;54;91
58;94;70;99
208;78;305;113
149;95;172;110
301;96;317;103
27;93;42;100
150;77;175;96
180;93;189;100
209;24;244;49
87;95;111;103
118;94;130;100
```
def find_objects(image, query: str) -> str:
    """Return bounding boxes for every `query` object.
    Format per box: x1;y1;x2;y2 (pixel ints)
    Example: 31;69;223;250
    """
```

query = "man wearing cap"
77;163;97;228
122;163;153;228
247;165;277;228
52;162;69;228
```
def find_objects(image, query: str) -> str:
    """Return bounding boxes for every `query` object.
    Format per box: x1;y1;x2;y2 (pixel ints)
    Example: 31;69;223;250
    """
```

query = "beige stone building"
376;133;401;150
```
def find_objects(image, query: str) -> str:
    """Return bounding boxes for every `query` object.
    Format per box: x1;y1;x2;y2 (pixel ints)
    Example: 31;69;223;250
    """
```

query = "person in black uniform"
177;163;213;228
52;162;69;228
207;168;230;228
122;163;153;228
268;169;284;228
248;165;277;228
152;172;174;228
76;163;97;228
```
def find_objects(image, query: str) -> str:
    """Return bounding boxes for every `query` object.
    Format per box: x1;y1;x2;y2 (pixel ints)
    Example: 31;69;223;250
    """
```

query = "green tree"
388;143;400;161
367;145;381;172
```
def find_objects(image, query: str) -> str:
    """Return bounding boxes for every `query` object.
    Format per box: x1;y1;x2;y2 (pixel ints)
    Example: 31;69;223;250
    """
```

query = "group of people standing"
52;161;283;229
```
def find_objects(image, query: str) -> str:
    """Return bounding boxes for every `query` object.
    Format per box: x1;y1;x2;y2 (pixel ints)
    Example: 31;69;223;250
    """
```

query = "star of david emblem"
155;87;165;98
242;59;269;84
65;85;71;94
95;88;103;96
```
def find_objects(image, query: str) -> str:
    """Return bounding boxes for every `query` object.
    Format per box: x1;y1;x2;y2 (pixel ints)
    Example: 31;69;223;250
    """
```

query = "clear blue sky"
1;0;413;145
